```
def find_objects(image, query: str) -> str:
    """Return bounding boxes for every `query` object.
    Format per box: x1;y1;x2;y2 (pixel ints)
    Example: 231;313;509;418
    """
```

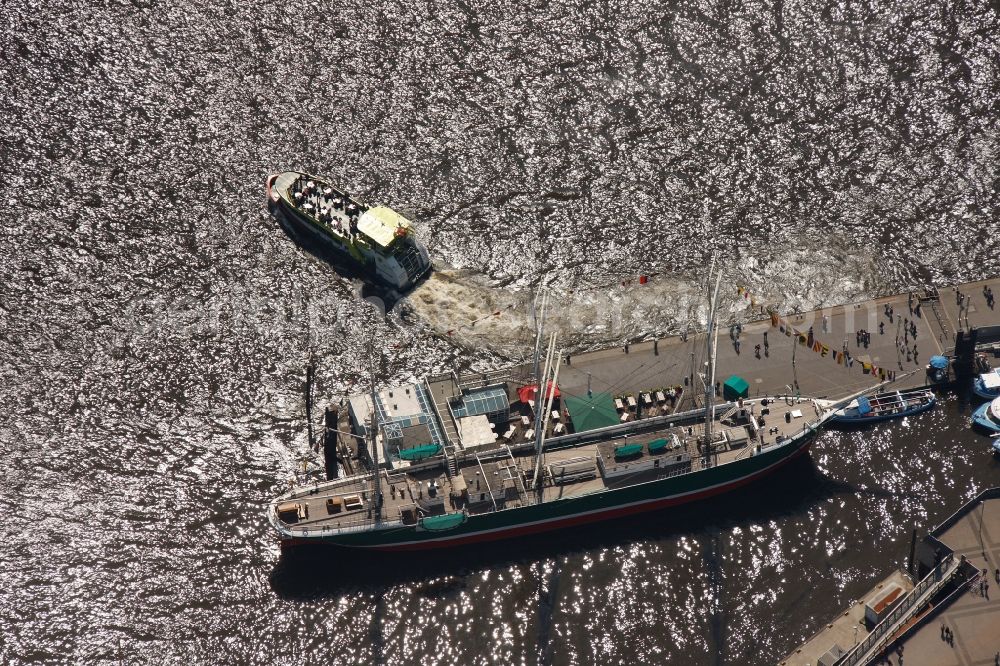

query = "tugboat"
266;171;431;291
829;388;936;427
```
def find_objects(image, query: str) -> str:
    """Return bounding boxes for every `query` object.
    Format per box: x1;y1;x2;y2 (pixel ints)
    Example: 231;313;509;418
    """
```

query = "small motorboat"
830;388;936;426
972;397;1000;434
971;368;1000;401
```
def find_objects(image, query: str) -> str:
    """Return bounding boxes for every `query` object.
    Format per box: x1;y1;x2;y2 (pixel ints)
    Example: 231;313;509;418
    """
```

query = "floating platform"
784;488;1000;666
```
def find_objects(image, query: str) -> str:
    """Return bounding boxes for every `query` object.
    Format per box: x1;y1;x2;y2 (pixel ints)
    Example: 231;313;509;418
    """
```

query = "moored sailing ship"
268;265;836;552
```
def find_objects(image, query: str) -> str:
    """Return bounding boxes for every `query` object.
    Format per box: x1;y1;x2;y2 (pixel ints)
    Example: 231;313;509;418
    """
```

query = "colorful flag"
821;344;829;357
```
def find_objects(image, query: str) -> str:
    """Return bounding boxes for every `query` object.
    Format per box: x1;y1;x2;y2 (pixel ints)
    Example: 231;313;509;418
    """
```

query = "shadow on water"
269;455;840;600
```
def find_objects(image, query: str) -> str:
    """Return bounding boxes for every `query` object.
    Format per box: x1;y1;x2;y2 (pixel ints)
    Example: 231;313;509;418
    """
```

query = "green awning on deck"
723;375;750;401
420;511;467;531
614;443;643;459
563;392;620;433
647;438;669;453
398;443;441;461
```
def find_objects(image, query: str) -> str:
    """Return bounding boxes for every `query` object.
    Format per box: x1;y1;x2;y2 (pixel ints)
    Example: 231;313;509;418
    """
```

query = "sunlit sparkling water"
2;0;1000;663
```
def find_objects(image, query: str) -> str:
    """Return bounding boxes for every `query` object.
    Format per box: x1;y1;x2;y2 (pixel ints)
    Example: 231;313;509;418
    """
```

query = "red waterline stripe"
282;443;812;552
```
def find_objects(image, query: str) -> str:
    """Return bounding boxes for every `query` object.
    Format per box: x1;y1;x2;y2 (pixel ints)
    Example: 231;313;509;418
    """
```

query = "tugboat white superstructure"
267;171;431;290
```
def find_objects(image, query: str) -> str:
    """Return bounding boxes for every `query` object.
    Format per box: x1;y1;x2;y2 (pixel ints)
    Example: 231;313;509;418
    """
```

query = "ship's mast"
534;344;562;492
531;290;549;394
702;257;723;466
368;345;383;524
530;291;555;496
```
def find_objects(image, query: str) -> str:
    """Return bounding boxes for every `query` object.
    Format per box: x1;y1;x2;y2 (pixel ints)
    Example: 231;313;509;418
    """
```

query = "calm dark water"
2;0;1000;663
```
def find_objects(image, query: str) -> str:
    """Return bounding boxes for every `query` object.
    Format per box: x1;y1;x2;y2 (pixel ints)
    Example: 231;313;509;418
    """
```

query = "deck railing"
835;553;957;666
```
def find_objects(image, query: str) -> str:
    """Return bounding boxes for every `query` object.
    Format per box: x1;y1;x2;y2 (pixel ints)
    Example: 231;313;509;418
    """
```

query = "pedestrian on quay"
879;321;884;335
754;344;761;359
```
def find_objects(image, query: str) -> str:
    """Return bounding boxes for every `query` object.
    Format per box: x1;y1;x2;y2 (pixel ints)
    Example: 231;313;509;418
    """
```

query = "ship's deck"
277;173;361;242
273;397;822;536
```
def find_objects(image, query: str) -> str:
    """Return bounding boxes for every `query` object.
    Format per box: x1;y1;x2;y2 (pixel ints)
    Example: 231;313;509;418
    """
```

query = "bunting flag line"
735;282;887;383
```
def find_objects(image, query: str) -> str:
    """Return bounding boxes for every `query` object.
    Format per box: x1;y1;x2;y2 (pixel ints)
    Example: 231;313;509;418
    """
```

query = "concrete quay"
550;277;1000;407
